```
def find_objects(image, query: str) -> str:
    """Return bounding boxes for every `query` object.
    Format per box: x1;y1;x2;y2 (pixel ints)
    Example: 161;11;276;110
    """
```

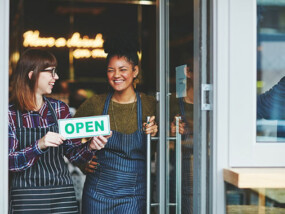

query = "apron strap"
179;97;185;116
136;91;143;130
16;110;23;128
179;97;189;124
102;93;113;115
44;97;58;126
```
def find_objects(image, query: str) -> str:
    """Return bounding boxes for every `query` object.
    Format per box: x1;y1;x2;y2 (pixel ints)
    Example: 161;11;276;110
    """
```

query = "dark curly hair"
103;35;139;68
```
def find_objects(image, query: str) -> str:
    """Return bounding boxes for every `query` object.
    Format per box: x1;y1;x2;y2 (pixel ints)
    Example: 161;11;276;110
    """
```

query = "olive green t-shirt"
74;93;156;134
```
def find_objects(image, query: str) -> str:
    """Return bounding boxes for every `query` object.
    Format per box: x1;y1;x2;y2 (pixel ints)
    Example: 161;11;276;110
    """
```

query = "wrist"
38;139;45;150
35;140;47;154
87;140;95;151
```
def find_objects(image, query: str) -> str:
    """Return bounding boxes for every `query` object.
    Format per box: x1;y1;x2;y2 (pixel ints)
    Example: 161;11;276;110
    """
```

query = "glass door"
146;0;212;213
165;0;195;213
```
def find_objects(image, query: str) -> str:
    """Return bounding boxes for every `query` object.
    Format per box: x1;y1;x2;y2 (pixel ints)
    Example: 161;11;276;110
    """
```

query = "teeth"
49;83;54;85
114;80;123;83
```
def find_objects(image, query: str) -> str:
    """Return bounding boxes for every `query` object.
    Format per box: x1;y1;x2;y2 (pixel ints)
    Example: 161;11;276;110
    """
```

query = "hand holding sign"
38;131;66;150
89;131;112;151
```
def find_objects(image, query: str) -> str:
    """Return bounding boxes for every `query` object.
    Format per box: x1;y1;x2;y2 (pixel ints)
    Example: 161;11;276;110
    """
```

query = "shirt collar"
29;98;48;118
38;99;48;118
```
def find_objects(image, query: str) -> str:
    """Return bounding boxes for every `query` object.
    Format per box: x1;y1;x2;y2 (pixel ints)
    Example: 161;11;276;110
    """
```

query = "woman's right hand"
170;116;186;136
38;131;66;150
89;131;112;151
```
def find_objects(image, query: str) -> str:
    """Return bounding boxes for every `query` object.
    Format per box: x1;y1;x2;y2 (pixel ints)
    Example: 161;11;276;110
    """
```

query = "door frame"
157;0;167;213
157;0;213;213
193;0;212;213
0;0;10;213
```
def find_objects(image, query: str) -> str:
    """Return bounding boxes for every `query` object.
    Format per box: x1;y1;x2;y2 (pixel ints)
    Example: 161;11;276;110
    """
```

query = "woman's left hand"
89;131;113;151
143;116;158;137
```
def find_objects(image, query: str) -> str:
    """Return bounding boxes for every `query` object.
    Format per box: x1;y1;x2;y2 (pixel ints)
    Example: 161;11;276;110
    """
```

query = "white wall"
0;0;9;213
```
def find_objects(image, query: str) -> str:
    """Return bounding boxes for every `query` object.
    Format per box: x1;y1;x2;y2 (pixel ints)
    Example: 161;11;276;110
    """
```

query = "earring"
133;77;139;89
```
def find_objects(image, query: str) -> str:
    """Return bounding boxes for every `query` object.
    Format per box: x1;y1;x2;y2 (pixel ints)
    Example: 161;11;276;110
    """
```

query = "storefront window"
257;0;285;142
226;183;285;213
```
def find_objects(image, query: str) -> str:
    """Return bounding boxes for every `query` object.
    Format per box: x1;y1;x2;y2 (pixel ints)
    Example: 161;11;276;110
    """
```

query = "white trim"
228;0;257;166
212;0;230;213
0;0;9;213
227;0;285;167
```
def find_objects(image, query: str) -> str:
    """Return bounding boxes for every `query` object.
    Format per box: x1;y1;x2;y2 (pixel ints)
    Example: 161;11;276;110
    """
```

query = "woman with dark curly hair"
75;36;158;213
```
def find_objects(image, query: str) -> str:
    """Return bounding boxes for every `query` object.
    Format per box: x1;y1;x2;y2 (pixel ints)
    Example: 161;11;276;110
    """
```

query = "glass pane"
167;0;194;213
257;0;285;142
225;183;285;213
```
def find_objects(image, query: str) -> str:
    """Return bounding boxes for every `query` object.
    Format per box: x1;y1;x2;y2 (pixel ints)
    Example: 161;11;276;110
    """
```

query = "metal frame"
208;0;214;213
157;0;214;213
193;0;210;213
0;0;9;213
157;0;167;213
52;0;156;6
212;0;230;213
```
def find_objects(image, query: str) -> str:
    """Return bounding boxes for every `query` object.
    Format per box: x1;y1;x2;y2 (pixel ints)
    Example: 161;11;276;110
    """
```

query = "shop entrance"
8;0;212;213
153;0;212;213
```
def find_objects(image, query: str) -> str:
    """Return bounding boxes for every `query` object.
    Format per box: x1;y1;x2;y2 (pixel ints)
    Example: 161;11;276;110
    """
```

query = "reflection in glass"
226;183;285;213
167;0;194;212
257;0;285;142
169;64;194;214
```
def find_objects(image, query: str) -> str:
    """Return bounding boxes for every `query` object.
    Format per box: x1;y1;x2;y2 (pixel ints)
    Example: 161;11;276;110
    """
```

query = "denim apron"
9;99;79;214
82;91;146;214
179;98;193;214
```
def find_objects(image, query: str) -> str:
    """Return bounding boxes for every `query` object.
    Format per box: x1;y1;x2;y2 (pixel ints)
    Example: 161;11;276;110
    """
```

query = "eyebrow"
107;66;128;69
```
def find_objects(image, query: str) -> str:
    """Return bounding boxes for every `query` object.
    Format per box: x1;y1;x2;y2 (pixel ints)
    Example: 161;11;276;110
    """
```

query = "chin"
112;86;123;91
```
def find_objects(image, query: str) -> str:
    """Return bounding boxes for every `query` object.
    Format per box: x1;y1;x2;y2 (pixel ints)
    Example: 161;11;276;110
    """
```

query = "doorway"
7;0;213;213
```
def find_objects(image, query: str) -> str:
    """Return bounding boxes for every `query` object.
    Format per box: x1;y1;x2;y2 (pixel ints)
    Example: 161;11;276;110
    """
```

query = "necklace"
111;94;137;131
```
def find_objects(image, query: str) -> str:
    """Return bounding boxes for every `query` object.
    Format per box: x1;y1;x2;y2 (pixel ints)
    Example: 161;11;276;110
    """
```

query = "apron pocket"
96;168;137;198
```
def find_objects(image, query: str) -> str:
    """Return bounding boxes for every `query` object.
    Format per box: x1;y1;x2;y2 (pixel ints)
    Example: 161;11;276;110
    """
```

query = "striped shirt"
9;97;93;172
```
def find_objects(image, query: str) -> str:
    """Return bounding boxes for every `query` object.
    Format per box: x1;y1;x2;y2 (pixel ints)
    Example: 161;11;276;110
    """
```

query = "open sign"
58;115;110;139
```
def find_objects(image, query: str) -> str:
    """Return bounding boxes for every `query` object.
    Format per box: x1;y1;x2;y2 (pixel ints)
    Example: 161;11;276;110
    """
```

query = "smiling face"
107;55;138;94
35;66;59;96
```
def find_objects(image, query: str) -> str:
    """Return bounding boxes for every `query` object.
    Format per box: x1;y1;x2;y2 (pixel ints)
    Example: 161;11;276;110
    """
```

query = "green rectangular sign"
58;115;110;139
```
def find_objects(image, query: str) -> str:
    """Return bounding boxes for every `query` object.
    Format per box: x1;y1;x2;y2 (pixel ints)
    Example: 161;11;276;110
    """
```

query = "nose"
114;69;120;77
53;73;59;80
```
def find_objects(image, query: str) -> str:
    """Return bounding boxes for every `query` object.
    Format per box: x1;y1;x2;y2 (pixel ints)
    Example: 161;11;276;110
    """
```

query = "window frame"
228;0;285;167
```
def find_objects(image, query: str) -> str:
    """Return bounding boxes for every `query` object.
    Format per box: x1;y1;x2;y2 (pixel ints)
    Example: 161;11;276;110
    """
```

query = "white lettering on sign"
58;115;110;139
22;31;107;59
23;31;104;48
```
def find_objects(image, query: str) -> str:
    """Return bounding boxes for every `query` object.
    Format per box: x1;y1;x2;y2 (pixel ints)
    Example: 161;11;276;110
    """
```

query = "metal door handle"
175;117;182;214
146;116;151;214
146;116;182;214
